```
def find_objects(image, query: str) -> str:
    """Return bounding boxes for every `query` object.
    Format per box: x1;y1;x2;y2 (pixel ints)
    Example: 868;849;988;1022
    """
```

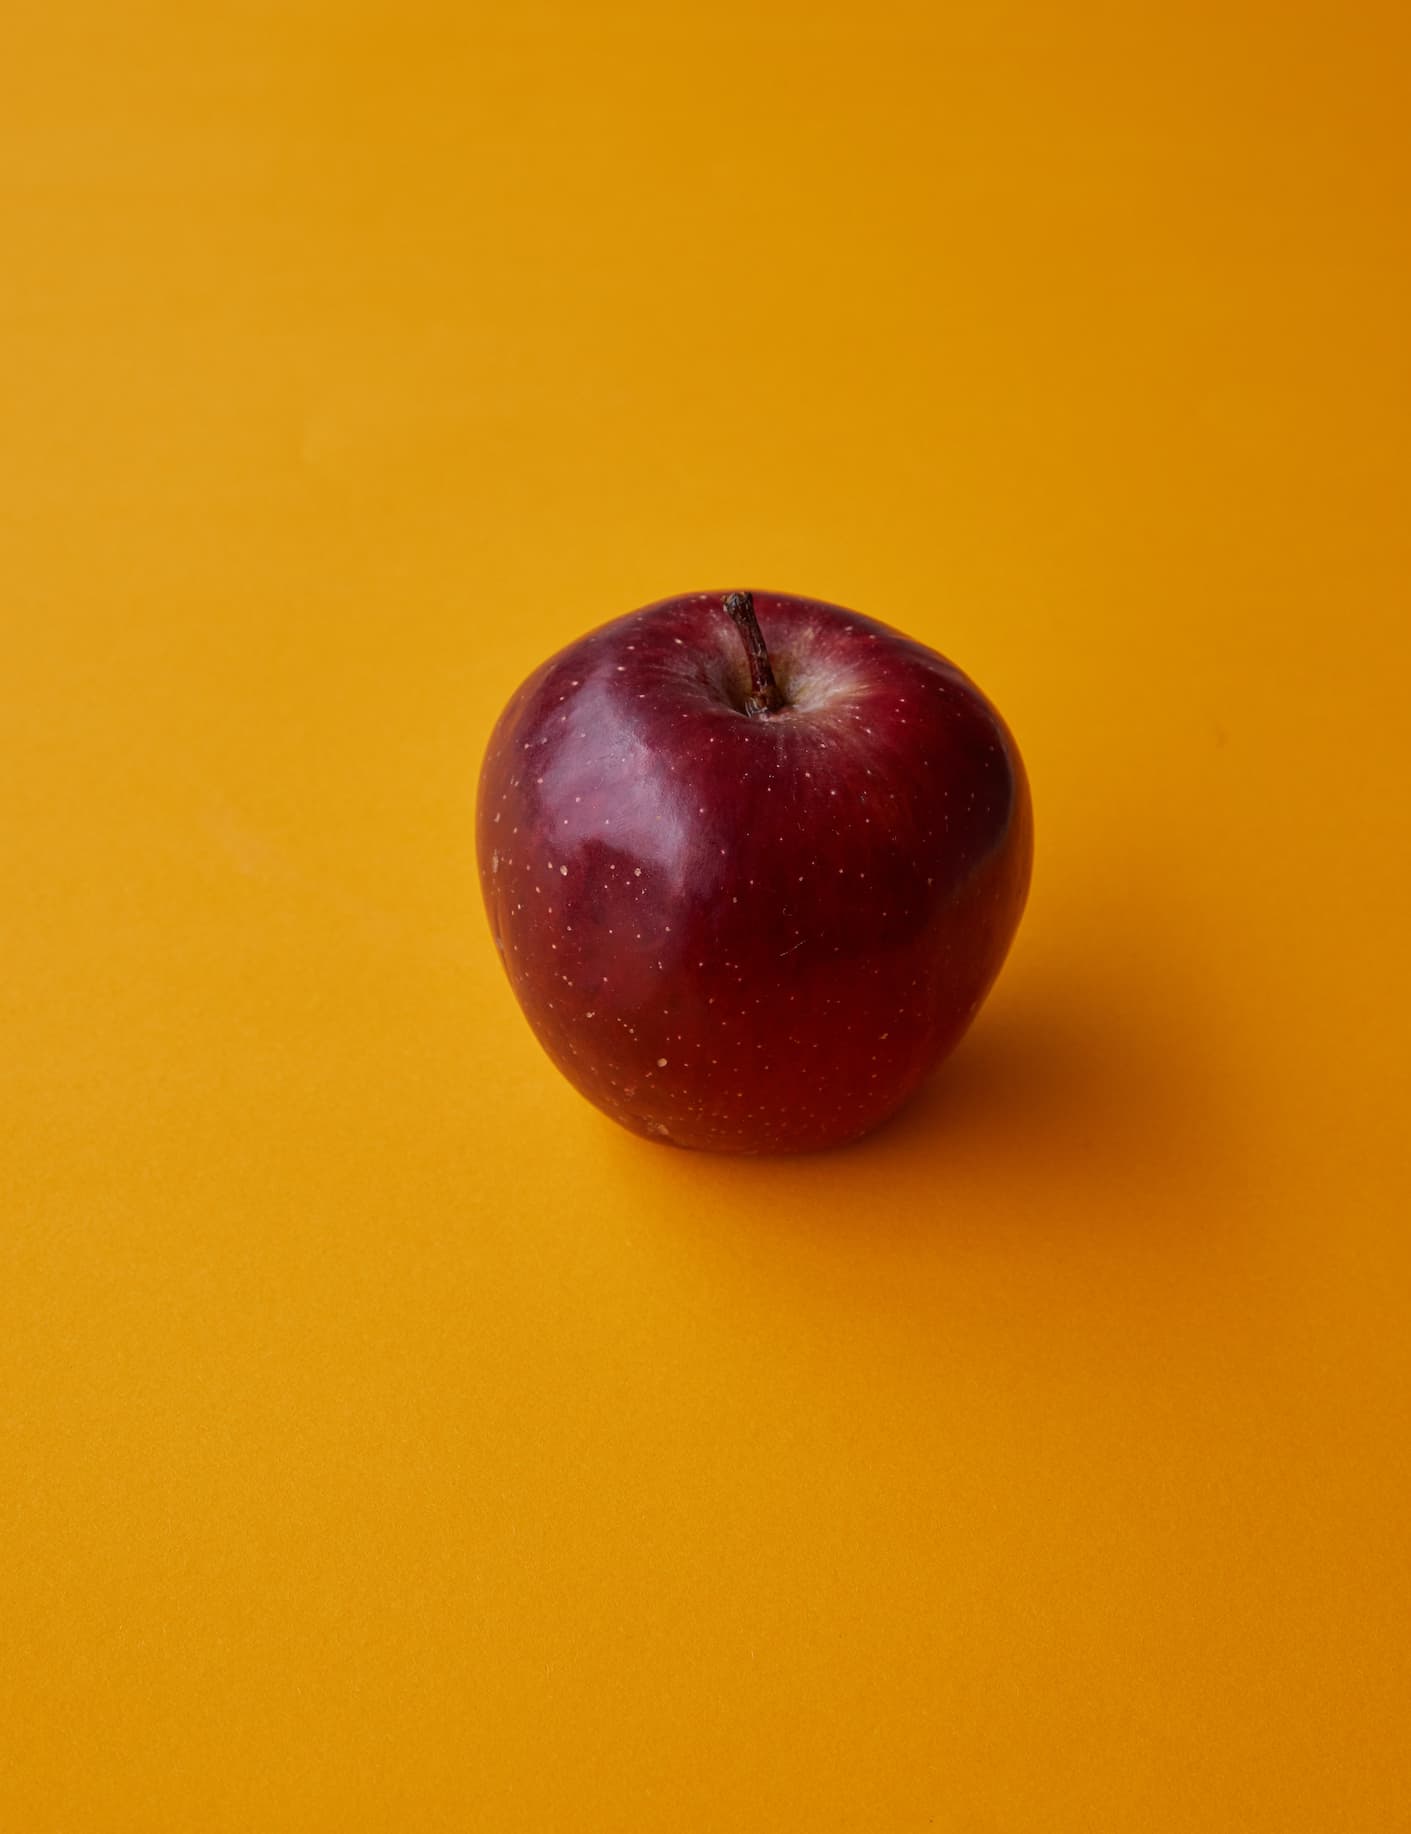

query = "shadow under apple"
600;896;1241;1258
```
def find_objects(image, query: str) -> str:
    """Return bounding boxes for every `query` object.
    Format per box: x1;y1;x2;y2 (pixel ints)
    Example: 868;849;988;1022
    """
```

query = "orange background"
3;1;1409;1827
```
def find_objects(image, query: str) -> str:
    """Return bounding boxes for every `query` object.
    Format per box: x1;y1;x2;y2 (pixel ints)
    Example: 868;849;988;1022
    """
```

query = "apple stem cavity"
723;591;787;717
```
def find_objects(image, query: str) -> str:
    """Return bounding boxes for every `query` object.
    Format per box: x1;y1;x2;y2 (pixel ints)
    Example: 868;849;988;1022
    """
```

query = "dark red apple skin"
477;590;1032;1154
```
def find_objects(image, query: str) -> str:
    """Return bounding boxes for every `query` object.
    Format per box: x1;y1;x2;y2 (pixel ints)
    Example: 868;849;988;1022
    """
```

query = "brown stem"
722;591;786;716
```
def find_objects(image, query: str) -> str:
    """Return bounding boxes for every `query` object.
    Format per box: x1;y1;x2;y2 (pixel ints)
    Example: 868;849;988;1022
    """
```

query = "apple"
477;589;1032;1154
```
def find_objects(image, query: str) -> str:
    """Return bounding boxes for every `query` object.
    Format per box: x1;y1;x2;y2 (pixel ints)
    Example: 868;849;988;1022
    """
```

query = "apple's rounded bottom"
606;1097;915;1158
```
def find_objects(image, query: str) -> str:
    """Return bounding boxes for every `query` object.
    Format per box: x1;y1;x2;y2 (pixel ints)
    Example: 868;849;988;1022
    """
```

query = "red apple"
477;589;1032;1154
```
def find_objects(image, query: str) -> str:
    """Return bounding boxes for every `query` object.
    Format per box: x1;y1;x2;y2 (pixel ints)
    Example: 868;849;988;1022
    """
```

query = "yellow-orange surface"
4;2;1409;1827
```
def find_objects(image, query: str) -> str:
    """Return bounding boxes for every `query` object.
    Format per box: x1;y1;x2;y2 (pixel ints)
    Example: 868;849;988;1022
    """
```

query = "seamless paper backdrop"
3;1;1409;1828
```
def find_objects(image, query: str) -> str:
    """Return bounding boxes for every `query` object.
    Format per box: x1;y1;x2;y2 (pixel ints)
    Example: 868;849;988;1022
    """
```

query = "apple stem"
723;591;787;716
